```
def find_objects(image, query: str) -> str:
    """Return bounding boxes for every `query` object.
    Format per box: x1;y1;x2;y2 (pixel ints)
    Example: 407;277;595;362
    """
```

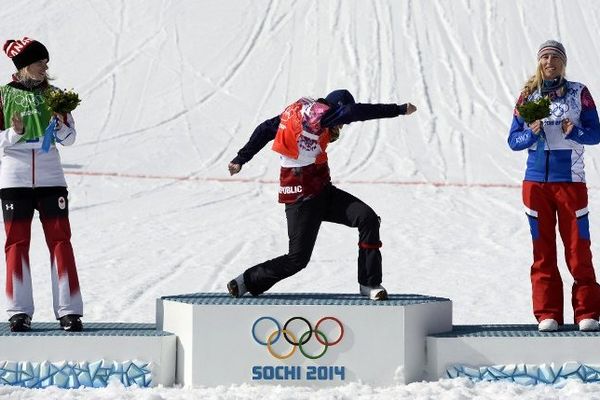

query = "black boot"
59;314;83;332
9;313;31;332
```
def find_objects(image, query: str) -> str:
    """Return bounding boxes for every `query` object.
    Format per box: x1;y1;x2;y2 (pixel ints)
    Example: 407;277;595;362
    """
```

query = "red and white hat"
3;37;49;70
537;40;567;64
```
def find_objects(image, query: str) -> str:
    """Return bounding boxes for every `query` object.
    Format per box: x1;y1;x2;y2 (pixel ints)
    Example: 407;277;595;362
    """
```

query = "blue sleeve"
320;103;406;127
508;114;537;151
231;116;280;165
565;108;600;145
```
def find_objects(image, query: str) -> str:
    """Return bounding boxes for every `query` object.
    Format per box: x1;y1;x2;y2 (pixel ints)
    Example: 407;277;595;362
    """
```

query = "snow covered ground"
1;0;600;398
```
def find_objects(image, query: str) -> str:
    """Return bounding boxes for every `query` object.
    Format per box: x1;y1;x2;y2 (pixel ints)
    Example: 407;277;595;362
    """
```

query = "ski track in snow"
340;0;383;179
551;0;563;40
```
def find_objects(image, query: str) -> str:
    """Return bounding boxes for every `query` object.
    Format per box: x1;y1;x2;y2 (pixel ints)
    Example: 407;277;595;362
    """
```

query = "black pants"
243;184;382;295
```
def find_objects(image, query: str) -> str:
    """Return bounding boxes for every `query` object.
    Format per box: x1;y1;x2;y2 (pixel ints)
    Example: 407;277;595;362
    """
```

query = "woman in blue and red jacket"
508;40;600;332
227;89;416;300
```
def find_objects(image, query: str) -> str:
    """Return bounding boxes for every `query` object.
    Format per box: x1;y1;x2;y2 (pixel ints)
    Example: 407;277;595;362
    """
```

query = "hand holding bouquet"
40;88;81;152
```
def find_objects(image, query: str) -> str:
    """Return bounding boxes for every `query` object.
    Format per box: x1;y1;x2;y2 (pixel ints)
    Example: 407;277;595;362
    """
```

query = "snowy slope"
1;0;600;398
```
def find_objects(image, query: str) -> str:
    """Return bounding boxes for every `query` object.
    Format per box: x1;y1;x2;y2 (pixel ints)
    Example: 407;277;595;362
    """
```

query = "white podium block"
158;292;452;386
427;324;600;384
0;323;175;388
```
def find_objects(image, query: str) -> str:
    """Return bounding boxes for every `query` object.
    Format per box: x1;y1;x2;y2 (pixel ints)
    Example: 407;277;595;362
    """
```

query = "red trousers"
523;181;600;324
1;187;82;319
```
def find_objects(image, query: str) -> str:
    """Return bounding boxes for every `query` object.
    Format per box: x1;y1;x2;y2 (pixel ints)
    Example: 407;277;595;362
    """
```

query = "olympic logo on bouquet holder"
251;316;344;360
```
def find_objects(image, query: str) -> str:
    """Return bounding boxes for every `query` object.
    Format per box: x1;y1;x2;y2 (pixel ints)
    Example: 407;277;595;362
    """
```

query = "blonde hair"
521;62;566;98
16;64;52;83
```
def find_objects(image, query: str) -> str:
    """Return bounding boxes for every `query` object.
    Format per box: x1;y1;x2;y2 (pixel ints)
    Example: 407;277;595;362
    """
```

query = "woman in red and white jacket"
0;37;83;332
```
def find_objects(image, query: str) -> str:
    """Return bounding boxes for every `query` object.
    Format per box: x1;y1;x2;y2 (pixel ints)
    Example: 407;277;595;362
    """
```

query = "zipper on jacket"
31;149;35;187
544;150;549;182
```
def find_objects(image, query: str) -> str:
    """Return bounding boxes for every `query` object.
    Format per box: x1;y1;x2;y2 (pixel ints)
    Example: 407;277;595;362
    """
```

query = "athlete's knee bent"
358;209;380;231
284;252;311;275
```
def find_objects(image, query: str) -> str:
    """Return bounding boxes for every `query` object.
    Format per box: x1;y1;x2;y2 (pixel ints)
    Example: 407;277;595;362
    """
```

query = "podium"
4;292;600;388
157;292;452;386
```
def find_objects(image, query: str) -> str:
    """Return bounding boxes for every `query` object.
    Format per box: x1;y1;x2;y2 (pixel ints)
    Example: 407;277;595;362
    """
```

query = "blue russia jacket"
508;81;600;183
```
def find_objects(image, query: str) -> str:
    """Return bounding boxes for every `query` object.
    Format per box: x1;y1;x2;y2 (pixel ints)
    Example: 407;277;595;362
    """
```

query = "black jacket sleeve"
320;103;408;128
230;116;280;165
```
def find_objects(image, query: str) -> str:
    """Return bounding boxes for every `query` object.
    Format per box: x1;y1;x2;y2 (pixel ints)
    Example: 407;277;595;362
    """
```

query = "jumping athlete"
227;89;417;300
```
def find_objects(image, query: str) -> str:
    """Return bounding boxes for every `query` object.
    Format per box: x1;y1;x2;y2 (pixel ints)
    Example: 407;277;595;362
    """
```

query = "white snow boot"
227;274;248;298
578;318;600;332
359;284;388;301
538;319;558;332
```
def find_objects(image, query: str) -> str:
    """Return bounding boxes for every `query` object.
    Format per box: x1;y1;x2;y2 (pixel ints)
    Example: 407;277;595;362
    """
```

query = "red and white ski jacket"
272;98;332;203
0;116;75;188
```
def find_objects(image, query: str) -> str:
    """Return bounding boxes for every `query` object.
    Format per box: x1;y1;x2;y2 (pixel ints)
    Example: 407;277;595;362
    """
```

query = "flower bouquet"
516;96;550;124
43;88;81;114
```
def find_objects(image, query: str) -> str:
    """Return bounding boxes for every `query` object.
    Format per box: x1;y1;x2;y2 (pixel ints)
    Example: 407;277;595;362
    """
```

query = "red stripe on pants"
4;219;32;298
523;181;600;324
41;216;80;295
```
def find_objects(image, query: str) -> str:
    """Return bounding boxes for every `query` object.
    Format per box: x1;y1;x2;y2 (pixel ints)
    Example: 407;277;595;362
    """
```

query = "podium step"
0;322;167;336
159;292;449;306
0;322;175;388
427;324;600;385
432;324;600;337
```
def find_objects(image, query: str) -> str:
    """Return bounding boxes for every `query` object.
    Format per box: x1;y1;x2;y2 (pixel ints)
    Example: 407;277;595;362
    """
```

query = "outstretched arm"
229;115;280;175
320;102;416;128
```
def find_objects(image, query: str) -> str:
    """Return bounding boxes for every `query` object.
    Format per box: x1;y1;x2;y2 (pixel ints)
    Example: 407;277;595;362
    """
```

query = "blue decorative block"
538;364;555;383
0;360;152;388
447;362;600;386
562;361;580;376
487;366;505;378
513;375;536;386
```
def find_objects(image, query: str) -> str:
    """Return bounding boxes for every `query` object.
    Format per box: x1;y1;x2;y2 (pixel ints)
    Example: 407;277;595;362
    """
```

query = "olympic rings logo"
9;92;44;108
252;316;344;360
550;101;569;118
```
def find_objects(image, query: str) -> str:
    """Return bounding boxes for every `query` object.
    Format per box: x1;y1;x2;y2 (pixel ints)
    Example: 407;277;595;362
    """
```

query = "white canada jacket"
0;114;76;188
